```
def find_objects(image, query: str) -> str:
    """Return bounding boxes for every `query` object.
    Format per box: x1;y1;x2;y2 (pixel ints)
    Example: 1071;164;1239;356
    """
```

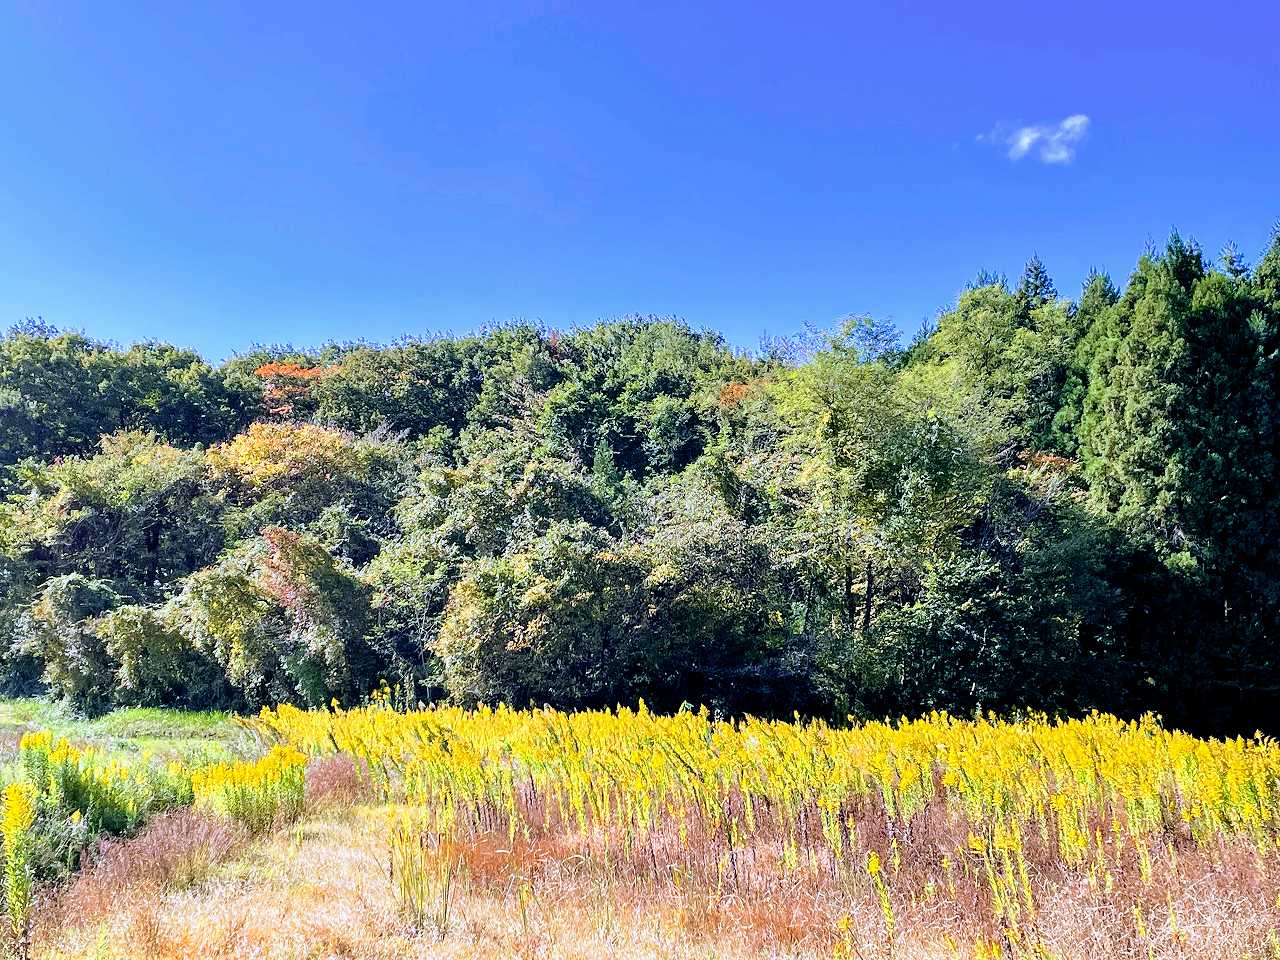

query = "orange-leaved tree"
253;361;340;418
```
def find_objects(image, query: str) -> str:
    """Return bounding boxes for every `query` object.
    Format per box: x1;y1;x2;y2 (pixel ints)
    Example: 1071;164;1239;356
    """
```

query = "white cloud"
1005;114;1091;164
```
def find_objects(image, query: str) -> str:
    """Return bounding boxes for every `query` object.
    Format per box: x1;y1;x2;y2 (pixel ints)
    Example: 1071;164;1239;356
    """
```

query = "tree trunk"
862;560;874;635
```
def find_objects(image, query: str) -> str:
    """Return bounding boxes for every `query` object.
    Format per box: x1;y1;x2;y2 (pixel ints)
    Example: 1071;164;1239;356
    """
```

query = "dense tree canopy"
3;229;1280;733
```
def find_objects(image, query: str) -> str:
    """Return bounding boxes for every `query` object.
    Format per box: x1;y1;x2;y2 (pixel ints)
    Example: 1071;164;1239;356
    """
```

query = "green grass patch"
88;706;234;740
0;698;248;765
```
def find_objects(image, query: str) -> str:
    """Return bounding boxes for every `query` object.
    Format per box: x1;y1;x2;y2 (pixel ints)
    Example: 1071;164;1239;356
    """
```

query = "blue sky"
1;1;1277;361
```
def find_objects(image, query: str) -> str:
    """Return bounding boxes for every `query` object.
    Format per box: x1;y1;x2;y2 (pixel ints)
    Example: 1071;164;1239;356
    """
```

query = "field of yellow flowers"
19;698;1280;959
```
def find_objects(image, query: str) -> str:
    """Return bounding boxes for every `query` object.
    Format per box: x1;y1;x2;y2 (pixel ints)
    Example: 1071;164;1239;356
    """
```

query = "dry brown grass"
30;787;1280;960
34;808;244;948
304;753;373;810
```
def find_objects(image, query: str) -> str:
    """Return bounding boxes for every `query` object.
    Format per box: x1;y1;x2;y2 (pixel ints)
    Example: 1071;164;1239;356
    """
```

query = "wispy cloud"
1003;114;1091;164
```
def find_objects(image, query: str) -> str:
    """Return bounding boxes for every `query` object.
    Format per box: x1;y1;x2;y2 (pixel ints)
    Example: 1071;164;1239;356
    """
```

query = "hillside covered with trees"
3;229;1279;735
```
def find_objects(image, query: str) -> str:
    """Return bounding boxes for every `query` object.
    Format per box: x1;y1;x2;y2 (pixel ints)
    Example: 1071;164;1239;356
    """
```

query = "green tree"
171;529;374;708
540;318;756;477
95;604;227;708
1013;254;1058;319
1076;234;1280;727
15;575;120;709
2;432;224;600
435;521;665;707
1079;235;1269;561
0;325;253;471
1049;271;1119;454
904;264;1084;454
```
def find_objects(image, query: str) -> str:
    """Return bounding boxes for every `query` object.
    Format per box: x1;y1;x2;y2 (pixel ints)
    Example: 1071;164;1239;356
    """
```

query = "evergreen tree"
1084;235;1267;559
1077;234;1278;724
1220;241;1250;278
1253;228;1280;311
1014;254;1058;320
1051;271;1119;455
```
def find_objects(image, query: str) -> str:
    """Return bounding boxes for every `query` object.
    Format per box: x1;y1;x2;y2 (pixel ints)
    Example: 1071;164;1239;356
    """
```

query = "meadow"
0;696;1274;959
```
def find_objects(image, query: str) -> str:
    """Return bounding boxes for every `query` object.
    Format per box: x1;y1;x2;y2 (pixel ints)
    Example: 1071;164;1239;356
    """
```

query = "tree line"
2;227;1278;733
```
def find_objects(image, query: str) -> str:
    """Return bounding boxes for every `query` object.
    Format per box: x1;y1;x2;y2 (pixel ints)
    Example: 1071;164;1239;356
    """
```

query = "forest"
2;228;1278;736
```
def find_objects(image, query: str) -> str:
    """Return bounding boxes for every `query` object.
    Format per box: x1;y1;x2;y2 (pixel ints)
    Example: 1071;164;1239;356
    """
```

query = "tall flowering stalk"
1;783;36;956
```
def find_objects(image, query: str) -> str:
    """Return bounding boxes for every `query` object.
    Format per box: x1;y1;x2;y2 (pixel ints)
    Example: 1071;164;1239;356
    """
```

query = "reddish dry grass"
374;780;1280;959
30;767;1280;959
35;808;244;945
442;826;1278;957
32;804;1280;960
304;753;374;809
